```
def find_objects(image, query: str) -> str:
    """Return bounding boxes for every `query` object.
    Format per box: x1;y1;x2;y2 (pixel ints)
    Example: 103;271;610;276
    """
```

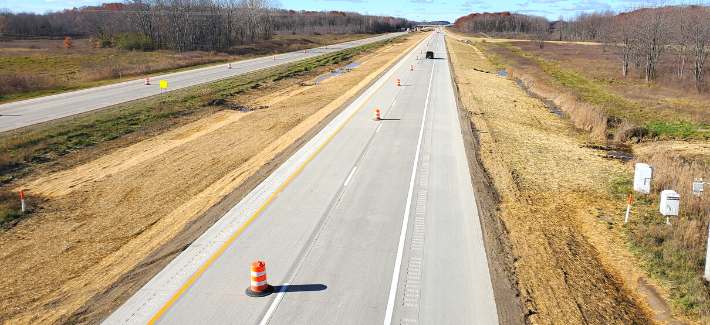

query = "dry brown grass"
505;65;608;141
447;37;655;324
0;74;57;95
76;55;228;82
511;40;710;126
626;143;710;320
636;144;710;220
0;35;377;100
613;119;645;145
450;29;710;324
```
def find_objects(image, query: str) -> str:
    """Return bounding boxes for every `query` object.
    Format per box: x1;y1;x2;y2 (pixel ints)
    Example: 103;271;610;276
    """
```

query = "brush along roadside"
450;30;710;324
0;33;425;325
446;36;658;324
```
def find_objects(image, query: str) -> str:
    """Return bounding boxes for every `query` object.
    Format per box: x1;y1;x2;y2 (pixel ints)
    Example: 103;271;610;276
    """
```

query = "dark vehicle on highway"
426;51;434;59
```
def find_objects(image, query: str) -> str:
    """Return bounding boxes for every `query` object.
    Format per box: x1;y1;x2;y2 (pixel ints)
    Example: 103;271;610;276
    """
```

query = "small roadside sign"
160;80;168;89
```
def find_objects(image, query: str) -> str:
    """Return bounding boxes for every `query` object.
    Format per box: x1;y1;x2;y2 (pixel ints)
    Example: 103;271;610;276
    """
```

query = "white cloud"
563;0;610;10
411;0;434;3
533;0;566;3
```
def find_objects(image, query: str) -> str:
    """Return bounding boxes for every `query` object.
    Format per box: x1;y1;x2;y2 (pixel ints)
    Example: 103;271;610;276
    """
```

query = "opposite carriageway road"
0;32;405;133
103;31;498;325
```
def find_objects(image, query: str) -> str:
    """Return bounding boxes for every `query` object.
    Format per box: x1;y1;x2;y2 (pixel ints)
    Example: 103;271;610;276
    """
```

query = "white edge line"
383;32;437;325
376;124;383;133
258;283;290;325
344;167;357;186
100;32;421;325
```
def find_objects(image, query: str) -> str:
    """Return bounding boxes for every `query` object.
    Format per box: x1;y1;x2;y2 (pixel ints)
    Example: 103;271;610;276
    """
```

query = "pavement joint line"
383;31;437;325
139;32;428;325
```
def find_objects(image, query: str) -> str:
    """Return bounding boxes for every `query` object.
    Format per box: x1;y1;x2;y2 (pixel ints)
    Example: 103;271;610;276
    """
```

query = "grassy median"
0;35;406;230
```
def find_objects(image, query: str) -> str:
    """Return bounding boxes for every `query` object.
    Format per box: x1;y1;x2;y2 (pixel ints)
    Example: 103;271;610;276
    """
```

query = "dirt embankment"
447;37;660;324
0;33;426;325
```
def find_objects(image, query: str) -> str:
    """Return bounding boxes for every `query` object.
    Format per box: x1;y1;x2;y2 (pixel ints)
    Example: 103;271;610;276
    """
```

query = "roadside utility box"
633;163;654;194
659;190;680;216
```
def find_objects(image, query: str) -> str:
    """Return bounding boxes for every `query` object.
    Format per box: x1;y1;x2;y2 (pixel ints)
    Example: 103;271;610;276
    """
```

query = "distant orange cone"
145;78;150;85
410;65;413;71
373;109;381;120
396;79;401;86
273;55;276;60
246;261;273;297
228;63;232;69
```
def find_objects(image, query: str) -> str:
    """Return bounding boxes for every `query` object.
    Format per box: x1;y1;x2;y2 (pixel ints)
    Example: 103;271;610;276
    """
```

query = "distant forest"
0;0;412;52
453;5;710;86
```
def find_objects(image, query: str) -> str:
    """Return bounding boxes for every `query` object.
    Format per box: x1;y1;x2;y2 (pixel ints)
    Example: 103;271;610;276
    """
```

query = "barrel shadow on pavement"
274;284;327;293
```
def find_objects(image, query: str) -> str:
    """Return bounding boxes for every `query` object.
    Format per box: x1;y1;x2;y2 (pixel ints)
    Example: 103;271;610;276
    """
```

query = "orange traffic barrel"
416;55;419;60
373;109;381;121
410;65;413;71
396;79;401;86
273;55;276;60
246;261;273;297
228;63;232;69
145;78;150;85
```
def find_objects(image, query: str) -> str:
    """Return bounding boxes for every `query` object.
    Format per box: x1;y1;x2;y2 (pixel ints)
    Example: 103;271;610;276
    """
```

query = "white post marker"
20;189;25;212
703;216;710;281
624;193;632;223
691;180;710;281
706;218;710;281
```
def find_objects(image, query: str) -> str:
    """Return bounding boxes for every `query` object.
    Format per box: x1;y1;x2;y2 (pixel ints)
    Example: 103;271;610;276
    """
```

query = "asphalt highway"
103;31;498;325
0;33;404;133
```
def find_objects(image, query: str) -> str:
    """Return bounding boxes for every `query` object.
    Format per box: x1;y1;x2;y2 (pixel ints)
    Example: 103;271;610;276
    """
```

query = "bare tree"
671;5;690;81
531;17;549;49
612;11;639;76
685;3;710;90
636;5;671;81
0;15;11;35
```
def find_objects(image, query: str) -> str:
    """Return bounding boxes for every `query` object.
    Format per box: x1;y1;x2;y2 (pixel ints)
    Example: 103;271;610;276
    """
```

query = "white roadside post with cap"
628;163;654;223
692;178;710;281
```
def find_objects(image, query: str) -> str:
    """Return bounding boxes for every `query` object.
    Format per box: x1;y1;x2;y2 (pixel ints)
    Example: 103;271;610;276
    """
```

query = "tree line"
0;2;411;52
453;4;710;89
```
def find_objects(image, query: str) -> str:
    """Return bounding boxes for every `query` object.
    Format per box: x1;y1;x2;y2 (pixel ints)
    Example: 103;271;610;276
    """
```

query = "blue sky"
1;0;648;22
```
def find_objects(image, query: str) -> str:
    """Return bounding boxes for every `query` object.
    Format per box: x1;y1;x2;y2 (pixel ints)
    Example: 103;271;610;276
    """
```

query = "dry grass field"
0;34;376;102
448;29;710;324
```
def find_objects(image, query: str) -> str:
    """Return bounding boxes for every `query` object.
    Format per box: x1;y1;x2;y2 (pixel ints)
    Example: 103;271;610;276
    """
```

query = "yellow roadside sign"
160;80;168;89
